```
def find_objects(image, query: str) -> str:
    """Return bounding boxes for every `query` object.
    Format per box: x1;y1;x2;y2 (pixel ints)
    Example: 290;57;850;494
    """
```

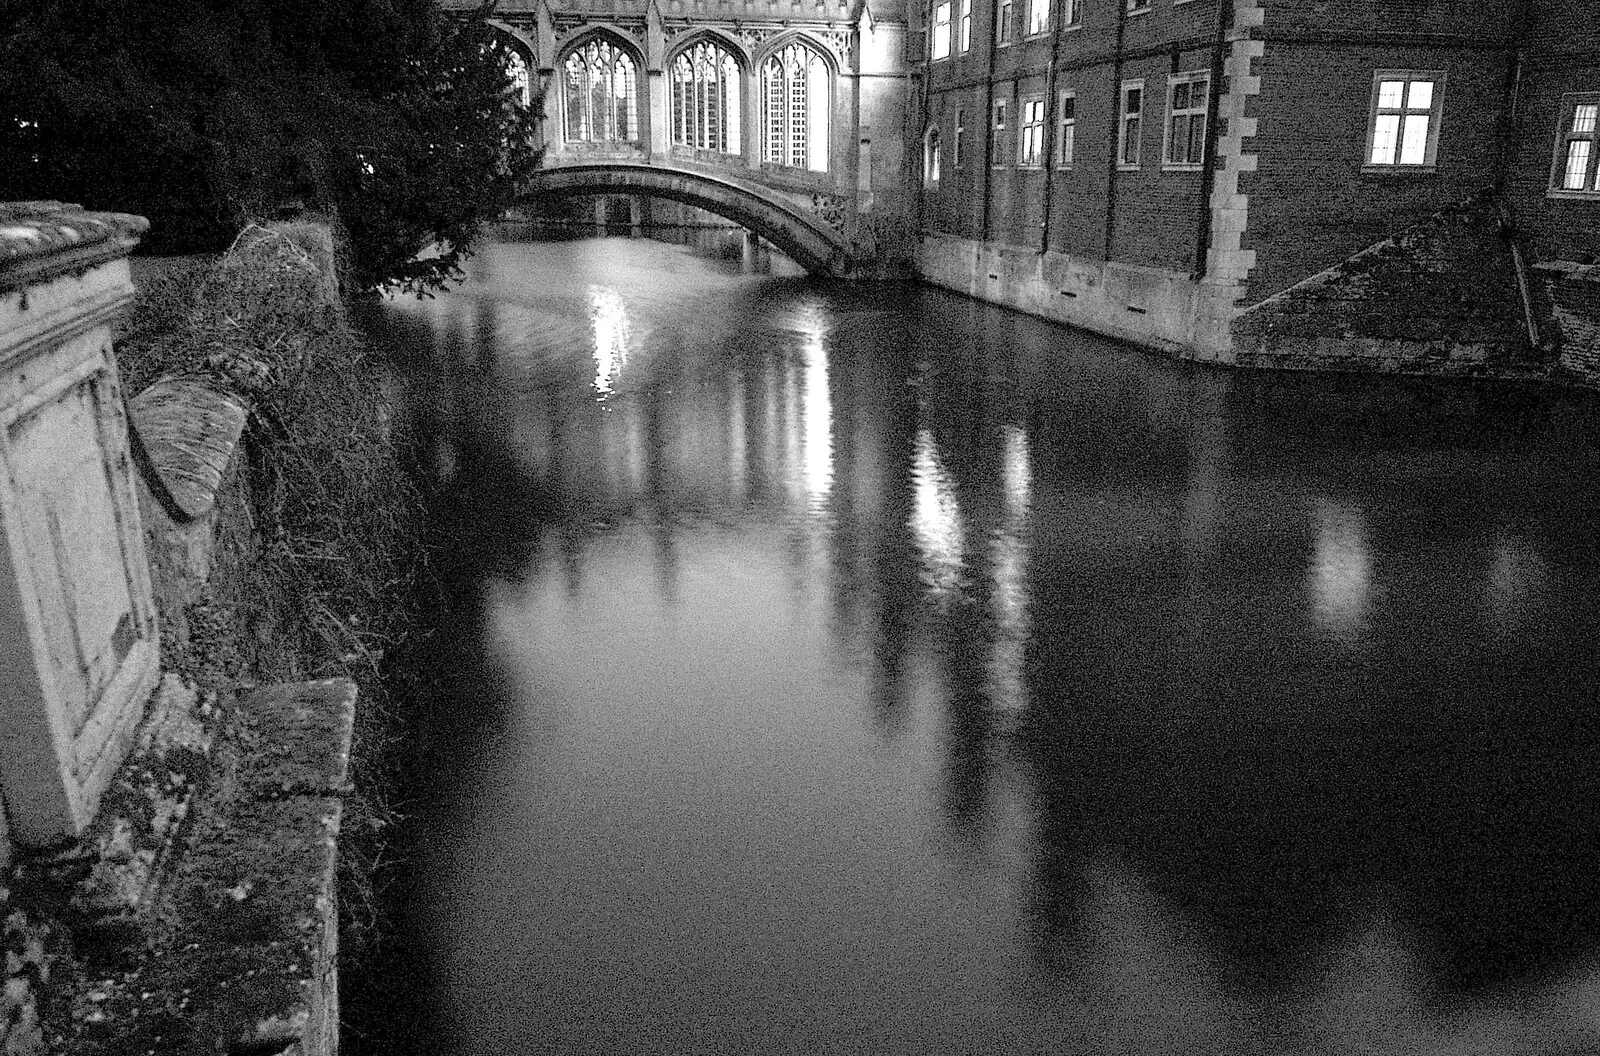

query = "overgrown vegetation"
0;0;539;292
117;225;436;972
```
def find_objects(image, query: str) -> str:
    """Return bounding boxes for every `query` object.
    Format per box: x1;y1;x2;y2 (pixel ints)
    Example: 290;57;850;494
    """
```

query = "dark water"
359;231;1600;1055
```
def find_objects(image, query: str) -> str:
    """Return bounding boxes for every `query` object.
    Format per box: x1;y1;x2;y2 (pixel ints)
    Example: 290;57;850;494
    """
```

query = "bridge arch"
521;162;850;277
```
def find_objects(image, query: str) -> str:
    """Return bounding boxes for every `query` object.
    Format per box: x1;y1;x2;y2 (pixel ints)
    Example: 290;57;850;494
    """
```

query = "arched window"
761;42;829;172
924;126;942;186
506;49;531;108
564;38;638;143
672;40;742;154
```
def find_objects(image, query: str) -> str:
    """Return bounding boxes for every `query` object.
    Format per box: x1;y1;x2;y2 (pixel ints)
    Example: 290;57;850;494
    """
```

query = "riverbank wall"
0;211;427;1055
915;189;1598;390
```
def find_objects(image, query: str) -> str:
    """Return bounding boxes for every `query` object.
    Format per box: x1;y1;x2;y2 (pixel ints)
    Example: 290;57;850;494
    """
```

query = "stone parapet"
61;680;354;1056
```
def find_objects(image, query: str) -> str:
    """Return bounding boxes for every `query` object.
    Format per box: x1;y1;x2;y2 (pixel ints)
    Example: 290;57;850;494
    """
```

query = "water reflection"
1309;497;1372;643
356;232;1600;1056
589;285;629;398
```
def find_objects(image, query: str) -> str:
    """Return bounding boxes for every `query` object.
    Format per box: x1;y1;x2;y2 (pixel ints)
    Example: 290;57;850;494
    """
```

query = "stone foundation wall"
915;234;1239;361
1230;192;1537;376
1537;263;1600;386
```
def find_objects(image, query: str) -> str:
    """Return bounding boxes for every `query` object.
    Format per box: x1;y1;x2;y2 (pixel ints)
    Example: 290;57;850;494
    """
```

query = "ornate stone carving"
808;192;850;234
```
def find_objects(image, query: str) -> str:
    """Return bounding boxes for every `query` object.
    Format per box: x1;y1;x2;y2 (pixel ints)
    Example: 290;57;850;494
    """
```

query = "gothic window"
672;40;742;153
761;42;829;172
506;49;532;108
564;38;638;143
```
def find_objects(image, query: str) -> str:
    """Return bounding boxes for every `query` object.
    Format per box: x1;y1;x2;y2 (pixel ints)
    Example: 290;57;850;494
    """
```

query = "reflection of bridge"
441;0;911;277
523;163;852;275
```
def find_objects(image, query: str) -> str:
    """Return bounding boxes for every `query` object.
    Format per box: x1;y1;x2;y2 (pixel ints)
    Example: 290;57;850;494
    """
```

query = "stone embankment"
0;203;415;1055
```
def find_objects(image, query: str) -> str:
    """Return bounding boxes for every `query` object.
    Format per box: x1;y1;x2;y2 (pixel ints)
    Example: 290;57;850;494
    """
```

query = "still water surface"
361;230;1600;1054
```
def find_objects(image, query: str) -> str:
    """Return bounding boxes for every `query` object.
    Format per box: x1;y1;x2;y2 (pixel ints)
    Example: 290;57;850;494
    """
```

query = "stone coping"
0;202;148;293
127;379;249;523
62;679;354;1056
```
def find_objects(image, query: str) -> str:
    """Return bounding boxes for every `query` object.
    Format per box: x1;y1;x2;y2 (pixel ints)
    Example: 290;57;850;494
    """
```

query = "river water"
358;229;1600;1055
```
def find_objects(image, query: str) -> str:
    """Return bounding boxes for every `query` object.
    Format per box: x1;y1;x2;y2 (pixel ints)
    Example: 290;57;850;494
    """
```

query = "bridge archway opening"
522;163;850;277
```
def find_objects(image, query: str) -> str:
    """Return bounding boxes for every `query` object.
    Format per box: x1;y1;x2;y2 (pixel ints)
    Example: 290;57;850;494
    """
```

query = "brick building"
912;0;1600;382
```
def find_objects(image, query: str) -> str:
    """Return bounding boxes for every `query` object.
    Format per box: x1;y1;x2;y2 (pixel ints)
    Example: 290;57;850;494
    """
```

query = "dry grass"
121;224;437;965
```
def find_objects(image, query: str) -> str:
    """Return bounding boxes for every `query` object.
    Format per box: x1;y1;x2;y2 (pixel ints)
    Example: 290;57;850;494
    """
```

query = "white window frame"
955;107;966;166
1018;95;1046;167
1550;92;1600;198
925;125;943;186
1118;79;1143;169
1127;0;1151;13
996;0;1015;44
959;0;973;51
1162;70;1210;170
931;0;952;60
1027;0;1049;36
991;98;1009;167
1056;89;1075;168
1062;0;1082;27
1363;70;1445;172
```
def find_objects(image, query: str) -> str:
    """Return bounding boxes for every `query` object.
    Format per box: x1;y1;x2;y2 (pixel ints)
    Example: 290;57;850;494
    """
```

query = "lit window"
955;108;966;166
1164;70;1209;168
671;40;741;153
1027;0;1049;35
925;126;943;185
1365;71;1444;169
1551;93;1600;196
1118;80;1143;168
959;0;972;51
991;98;1008;167
1019;96;1045;166
997;0;1015;43
505;49;532;108
1062;0;1081;26
932;0;952;59
762;42;829;172
564;38;639;143
1056;89;1075;167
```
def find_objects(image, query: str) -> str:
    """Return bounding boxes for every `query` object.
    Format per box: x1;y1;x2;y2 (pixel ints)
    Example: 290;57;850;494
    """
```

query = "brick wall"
1507;1;1600;382
1233;191;1532;373
920;0;1221;269
1243;40;1511;302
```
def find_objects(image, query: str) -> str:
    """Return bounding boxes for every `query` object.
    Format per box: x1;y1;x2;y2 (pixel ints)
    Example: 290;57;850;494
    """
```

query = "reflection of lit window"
912;428;963;597
589;286;629;398
990;425;1031;713
803;330;832;504
1310;499;1370;640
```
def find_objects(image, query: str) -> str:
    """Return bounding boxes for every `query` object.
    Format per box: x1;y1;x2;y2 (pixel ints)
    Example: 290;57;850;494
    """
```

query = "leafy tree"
0;0;539;291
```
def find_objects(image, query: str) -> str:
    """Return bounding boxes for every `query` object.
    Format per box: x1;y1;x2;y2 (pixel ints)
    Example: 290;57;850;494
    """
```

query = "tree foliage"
0;0;539;291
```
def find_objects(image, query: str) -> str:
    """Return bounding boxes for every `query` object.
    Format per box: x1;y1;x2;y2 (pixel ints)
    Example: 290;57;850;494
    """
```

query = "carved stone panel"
0;203;158;845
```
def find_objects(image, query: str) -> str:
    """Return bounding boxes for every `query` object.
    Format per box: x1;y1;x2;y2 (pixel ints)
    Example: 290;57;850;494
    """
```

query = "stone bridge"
523;162;853;275
441;0;913;276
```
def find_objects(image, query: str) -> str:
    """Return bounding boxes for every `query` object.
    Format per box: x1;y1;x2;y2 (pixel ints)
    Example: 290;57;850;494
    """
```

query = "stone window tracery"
564;38;639;144
672;40;742;154
505;49;532;108
761;42;829;172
